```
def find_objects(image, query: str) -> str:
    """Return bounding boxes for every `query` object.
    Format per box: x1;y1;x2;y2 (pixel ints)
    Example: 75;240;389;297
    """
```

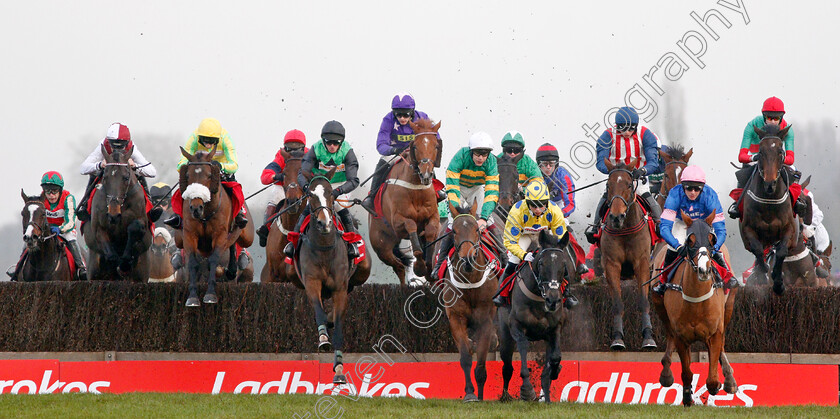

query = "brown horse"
653;211;737;407
261;149;307;285
442;200;499;402
368;119;441;285
656;145;693;207
82;145;151;281
14;191;73;282
178;145;254;306
487;153;522;262
148;227;177;282
779;227;823;288
739;125;797;295
600;158;656;350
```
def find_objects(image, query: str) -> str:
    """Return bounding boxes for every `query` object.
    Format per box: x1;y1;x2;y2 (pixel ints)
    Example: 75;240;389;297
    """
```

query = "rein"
185;161;222;223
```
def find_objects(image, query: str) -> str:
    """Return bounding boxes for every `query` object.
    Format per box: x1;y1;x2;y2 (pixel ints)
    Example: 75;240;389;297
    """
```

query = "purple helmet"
391;94;416;110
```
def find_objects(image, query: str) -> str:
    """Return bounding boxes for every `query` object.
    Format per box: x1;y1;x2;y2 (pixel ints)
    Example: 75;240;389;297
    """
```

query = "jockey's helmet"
680;165;706;185
196;118;222;140
614;107;639;131
468;132;493;152
524;178;550;207
391;93;415;111
150;182;170;201
501;131;525;148
321;120;345;143
105;122;132;151
761;96;785;121
283;129;306;146
40;171;64;190
535;143;560;162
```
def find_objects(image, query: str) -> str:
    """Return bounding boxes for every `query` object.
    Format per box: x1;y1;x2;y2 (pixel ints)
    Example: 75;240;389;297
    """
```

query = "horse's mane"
663;143;687;160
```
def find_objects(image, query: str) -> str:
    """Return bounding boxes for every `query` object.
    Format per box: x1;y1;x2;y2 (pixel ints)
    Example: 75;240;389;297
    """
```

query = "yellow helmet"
196;118;222;139
524;178;550;203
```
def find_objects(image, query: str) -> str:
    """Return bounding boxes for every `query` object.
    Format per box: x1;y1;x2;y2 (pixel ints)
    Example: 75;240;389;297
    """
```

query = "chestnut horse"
739;125;797;295
368;119;441;285
653;210;738;407
600;158;656;350
442;200;499;402
82;145;151;281
656;145;693;208
15;191;73;282
178;145;254;306
261;149;307;285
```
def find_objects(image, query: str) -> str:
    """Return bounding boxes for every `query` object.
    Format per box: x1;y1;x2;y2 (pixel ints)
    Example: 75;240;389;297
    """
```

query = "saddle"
372;161;445;219
658;254;731;294
284;214;367;267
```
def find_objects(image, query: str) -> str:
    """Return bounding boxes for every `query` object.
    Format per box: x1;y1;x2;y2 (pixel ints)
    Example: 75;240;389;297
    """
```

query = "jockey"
536;143;589;276
284;120;361;258
256;129;308;247
653;165;732;295
496;131;541;187
150;182;176;249
431;132;500;280
728;96;809;220
585;107;662;244
77;123;159;222
361;93;443;215
8;172;87;281
492;178;578;308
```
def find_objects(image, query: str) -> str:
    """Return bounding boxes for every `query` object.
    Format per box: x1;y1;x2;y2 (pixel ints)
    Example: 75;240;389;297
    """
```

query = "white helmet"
468;132;493;151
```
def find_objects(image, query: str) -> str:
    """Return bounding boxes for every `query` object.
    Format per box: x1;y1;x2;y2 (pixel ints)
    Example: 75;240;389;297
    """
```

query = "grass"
0;393;835;418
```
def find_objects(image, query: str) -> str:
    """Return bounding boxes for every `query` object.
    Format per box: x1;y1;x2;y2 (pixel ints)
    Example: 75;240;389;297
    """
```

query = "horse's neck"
281;209;302;230
305;223;338;249
28;239;61;270
393;160;421;184
625;198;644;222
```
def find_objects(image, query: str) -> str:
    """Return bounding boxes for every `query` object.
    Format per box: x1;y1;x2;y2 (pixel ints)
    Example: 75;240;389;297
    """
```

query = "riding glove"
50;226;61;235
631;168;647;179
524;252;535;262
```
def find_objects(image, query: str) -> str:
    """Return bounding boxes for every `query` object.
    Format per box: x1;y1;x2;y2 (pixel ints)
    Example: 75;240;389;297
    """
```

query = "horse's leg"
659;333;675;387
706;330;723;396
744;229;769;281
771;239;790;295
447;313;476;402
203;249;221;304
720;351;737;394
510;319;535;401
422;220;441;278
331;289;348;385
473;316;494;401
636;256;656;350
541;327;563;403
185;251;201;307
497;307;515;402
118;220;145;276
369;225;406;285
675;339;694;407
604;256;626;350
305;279;331;352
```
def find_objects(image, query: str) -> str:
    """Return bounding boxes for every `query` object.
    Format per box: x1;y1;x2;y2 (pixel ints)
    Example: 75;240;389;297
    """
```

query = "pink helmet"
681;165;706;184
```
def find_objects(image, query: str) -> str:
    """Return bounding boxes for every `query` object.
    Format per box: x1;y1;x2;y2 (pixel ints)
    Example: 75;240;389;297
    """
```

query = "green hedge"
0;282;837;353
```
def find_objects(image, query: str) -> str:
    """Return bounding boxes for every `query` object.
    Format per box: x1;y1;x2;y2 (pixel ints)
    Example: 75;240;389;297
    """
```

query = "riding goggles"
527;199;548;209
198;135;220;146
682;183;704;193
393;110;414;119
615;123;637;133
503;146;524;155
472;150;491;157
323;138;343;146
43;187;61;194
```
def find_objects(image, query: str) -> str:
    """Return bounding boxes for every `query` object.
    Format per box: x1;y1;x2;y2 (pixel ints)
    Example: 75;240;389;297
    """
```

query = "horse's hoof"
333;374;347;385
318;340;332;353
520;386;536;401
463;393;478;403
724;382;738;395
660;373;674;388
610;339;626;351
772;283;785;295
203;293;218;304
499;391;514;403
642;338;657;350
185;297;200;307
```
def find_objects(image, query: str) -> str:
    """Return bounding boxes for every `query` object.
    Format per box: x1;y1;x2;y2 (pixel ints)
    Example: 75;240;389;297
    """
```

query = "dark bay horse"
780;227;822;288
656;145;693;207
442;201;499;402
15;191;73;281
600;158;656;350
82;145;151;281
488;153;522;262
296;171;369;384
178;145;254;306
368;119;441;285
497;230;571;403
739;125;797;295
261;149;306;286
653;211;737;407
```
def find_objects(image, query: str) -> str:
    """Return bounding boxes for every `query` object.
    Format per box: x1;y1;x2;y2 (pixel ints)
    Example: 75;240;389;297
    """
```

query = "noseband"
409;133;438;179
185;161;221;222
607;168;637;217
103;162;134;207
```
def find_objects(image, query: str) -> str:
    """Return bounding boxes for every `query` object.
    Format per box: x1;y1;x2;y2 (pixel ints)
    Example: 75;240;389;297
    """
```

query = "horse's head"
180;144;221;220
754;124;791;194
448;198;480;273
281;149;306;213
151;227;171;255
496;154;522;211
533;230;572;313
21;189;48;251
101;143;137;223
306;167;337;234
407;119;441;185
681;210;717;280
604;158;638;229
659;145;693;197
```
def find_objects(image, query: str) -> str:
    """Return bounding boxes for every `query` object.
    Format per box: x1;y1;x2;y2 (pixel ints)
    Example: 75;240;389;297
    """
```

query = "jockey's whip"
642;252;687;287
260;193;311;227
245;184;274;201
359;154;401;187
565;178;608;195
491;263;529;299
423;229;452;250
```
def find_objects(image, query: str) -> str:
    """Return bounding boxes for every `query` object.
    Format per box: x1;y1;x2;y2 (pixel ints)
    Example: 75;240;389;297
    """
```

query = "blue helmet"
615;107;639;125
391;94;416;110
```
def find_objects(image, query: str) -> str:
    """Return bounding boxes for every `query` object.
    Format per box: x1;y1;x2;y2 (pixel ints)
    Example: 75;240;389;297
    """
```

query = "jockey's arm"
480;164;500;220
261;160;283;185
298;148;318;189
783;128;795;165
558;168;576;217
809;191;824;227
445;157;465;208
130;147;156;178
503;207;527;260
335;149;360;195
738;116;761;164
712;219;726;251
548;204;568;239
595;131;612;174
660;194;682;249
640;130;660;174
219;134;238;174
80;144;105;175
376;115;397;155
59;194;77;234
705;188;727;251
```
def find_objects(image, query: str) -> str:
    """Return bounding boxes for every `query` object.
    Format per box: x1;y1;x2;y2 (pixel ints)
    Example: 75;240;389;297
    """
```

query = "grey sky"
2;1;838;276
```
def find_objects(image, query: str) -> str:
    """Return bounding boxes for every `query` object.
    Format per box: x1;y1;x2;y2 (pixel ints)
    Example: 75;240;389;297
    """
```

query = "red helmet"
761;96;785;113
283;129;306;145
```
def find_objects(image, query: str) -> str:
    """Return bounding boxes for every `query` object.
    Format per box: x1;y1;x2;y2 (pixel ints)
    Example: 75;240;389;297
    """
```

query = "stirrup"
163;215;182;229
283;242;295;258
360;196;376;216
652;282;666;295
563;294;579;309
492;295;505;307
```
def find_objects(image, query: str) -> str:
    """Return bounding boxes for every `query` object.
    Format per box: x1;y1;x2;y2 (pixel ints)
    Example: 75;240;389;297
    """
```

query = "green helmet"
40;171;64;189
501;131;525;148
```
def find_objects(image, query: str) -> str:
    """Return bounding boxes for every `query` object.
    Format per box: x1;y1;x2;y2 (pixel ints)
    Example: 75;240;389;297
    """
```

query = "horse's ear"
180;146;193;161
512;153;523;164
680;210;693;226
280;148;290;160
101;143;112;162
659;149;671;162
408;120;419;132
470;198;479;217
206;142;218;161
558;230;570;249
433;120;442;132
753;126;766;138
604;158;614;171
627;157;639;170
326;166;337;181
21;189;27;203
779;124;792;140
683;148;694;162
705;210;716;226
801;175;811;189
448;200;457;219
824;241;833;257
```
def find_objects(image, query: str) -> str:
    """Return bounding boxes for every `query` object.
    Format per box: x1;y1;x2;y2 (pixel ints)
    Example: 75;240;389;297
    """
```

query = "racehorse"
780;227;823;288
15;191;73;281
148;227;177;282
440;200;500;402
295;170;369;385
488;153;522;262
82;145;151;281
600;158;656;350
653;210;738;407
368;119;441;285
656;145;693;207
261;149;307;286
178;145;255;306
739;125;797;295
497;230;571;403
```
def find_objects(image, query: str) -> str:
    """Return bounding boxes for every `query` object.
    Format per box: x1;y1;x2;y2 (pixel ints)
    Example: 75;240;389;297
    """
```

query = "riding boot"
493;262;518;307
75;174;100;222
795;194;813;225
653;249;679;295
727;202;741;220
431;230;453;281
711;251;735;288
563;286;579;309
237;248;251;271
257;204;277;247
576;262;590;276
171;250;183;270
337;209;359;258
361;159;389;216
284;206;310;258
163;214;182;229
234;210;248;229
67;240;87;280
585;191;607;244
641;191;661;224
7;248;27;281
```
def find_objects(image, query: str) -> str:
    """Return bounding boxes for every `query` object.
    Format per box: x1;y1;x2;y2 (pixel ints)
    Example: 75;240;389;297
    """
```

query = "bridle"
756;136;785;181
185;161;221;222
451;213;480;257
408;132;438;181
24;200;56;243
103;162;135;208
529;248;567;300
660;160;687;200
607;168;638;218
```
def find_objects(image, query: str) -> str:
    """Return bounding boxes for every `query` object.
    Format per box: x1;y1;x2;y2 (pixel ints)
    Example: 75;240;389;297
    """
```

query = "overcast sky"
2;1;838;275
